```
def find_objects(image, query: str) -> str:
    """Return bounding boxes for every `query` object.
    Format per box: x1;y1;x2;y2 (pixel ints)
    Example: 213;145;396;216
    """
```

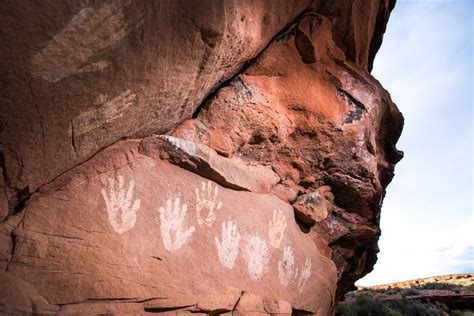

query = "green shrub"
417;282;462;291
336;292;445;316
336;294;400;316
400;288;420;297
387;299;443;316
435;301;449;312
450;310;474;316
463;284;474;291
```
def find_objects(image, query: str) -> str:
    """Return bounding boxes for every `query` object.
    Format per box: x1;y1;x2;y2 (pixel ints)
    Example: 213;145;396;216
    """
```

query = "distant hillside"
365;274;474;290
338;274;474;316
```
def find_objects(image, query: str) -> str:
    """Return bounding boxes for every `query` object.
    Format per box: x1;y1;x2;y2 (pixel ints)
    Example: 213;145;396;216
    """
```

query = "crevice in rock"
194;307;232;315
232;291;245;311
75;297;139;303
27;230;85;241
57;296;167;307
136;297;168;304
0;150;12;218
5;233;16;272
0;150;30;220
144;304;195;313
5;212;24;272
70;119;78;157
12;186;30;214
295;29;316;64
292;307;314;315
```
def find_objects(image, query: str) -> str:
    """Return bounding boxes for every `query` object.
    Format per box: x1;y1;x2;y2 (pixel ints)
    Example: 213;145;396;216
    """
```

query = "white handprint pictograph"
268;209;287;248
195;181;222;227
297;257;312;293
159;197;196;252
214;221;241;269
244;235;270;280
101;175;141;234
278;246;294;287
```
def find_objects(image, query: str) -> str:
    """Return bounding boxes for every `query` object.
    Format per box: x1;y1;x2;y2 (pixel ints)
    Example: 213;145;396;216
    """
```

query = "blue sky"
358;0;473;285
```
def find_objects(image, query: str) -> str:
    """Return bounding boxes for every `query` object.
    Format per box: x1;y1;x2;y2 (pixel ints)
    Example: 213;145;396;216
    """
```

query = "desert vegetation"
337;276;474;316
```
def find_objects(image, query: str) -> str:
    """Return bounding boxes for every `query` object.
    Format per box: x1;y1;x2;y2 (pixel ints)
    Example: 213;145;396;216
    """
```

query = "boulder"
3;140;336;313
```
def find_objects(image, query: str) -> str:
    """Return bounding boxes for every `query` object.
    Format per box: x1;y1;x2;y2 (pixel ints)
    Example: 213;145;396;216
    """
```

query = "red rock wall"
0;0;402;314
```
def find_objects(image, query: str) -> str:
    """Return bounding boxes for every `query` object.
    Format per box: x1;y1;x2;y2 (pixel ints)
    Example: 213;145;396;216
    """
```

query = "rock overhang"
0;0;402;314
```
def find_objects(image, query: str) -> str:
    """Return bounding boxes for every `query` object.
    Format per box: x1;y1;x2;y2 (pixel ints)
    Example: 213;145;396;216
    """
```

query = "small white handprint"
101;175;141;234
244;235;270;280
214;221;241;269
195;181;223;227
297;257;312;293
268;209;287;248
278;246;294;287
159;197;196;252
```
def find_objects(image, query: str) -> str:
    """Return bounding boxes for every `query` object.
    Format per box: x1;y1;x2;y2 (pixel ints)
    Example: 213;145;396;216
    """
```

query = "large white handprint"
244;235;270;280
297;257;312;293
159;197;195;252
268;209;287;248
278;246;294;287
195;181;222;227
214;221;241;269
101;175;141;234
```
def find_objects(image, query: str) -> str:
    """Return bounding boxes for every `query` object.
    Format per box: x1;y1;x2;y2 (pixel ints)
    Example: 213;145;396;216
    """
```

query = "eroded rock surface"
0;0;402;314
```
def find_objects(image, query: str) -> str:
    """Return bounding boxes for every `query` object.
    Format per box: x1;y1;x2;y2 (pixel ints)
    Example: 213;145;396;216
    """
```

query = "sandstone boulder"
3;140;336;313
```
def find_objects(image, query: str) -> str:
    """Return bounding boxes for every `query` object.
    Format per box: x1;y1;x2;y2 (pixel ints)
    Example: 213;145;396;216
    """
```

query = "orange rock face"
0;0;402;314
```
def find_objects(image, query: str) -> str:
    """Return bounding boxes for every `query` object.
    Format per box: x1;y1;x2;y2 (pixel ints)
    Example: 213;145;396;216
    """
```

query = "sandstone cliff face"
0;0;402;314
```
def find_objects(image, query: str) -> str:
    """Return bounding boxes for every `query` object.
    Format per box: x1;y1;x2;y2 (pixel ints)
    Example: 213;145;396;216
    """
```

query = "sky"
358;0;473;286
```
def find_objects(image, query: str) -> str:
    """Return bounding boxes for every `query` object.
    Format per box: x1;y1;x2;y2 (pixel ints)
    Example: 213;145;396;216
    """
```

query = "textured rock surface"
0;0;402;314
0;0;310;209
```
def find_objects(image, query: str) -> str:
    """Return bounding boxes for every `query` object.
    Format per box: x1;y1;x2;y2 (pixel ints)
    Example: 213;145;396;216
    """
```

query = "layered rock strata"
0;0;402;314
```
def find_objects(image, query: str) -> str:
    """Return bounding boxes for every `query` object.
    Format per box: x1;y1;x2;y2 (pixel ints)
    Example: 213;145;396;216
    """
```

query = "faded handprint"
268;209;287;248
159;197;195;252
195;181;222;227
31;2;145;82
244;235;270;280
278;246;294;287
101;175;141;234
214;221;241;269
297;257;312;292
73;90;137;137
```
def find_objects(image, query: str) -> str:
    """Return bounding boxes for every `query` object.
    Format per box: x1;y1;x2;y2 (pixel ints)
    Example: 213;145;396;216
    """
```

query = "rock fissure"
5;213;25;272
143;304;196;314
